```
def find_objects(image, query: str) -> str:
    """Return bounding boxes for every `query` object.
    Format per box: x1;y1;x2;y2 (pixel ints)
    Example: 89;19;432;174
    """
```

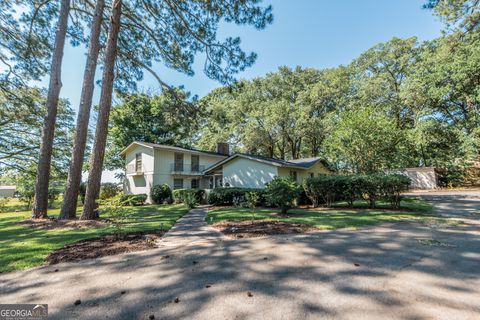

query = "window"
309;172;314;178
174;153;184;171
191;155;199;172
289;171;297;182
191;179;199;189
135;153;142;171
174;178;184;189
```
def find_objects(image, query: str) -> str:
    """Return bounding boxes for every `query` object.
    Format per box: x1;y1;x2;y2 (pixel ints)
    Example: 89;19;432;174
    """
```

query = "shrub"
0;197;10;213
303;173;411;209
184;192;199;209
97;197;129;237
100;183;120;200
245;191;260;221
358;174;383;208
380;174;411;208
151;184;172;204
173;189;205;205
265;177;302;214
120;193;147;206
17;182;35;209
47;188;61;209
79;182;87;204
207;187;266;206
302;176;337;207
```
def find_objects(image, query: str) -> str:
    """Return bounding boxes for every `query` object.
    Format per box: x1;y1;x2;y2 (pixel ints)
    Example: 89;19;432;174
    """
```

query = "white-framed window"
174;178;184;189
309;172;314;178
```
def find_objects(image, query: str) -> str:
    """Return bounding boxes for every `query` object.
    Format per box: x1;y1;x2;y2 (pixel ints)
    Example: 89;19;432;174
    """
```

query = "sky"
56;0;443;113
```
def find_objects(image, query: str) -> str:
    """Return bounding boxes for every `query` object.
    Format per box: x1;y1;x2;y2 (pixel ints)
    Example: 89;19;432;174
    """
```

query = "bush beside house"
150;184;172;204
173;189;205;205
207;187;267;205
303;174;410;209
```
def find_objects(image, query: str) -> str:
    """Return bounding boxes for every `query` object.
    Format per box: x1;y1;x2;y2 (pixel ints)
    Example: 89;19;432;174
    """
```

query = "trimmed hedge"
303;174;410;209
173;189;205;204
151;184;172;204
120;193;147;206
207;187;267;206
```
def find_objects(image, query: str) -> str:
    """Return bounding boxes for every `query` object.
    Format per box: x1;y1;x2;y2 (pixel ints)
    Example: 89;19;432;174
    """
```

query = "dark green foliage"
79;182;87;205
120;194;148;206
150;184;172;204
106;91;201;169
17;181;35;209
99;183;120;200
303;174;411;209
173;189;205;204
47;188;61;209
207;188;266;206
264;177;302;214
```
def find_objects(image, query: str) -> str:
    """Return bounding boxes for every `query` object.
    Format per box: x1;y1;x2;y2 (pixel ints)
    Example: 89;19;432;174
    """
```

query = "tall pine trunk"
32;0;71;219
60;0;105;219
81;0;122;220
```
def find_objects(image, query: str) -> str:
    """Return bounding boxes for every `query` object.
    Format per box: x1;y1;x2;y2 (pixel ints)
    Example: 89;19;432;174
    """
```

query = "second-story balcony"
170;163;205;175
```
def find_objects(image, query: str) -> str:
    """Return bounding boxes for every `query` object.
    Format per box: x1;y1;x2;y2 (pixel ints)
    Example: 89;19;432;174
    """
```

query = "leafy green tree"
425;0;480;34
323;107;405;173
351;37;420;129
0;87;75;178
105;90;200;169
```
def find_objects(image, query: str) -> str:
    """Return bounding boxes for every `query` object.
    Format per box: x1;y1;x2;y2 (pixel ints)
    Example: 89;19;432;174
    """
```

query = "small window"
191;155;199;172
135;153;142;171
173;178;184;189
289;171;297;182
191;179;199;189
309;172;314;178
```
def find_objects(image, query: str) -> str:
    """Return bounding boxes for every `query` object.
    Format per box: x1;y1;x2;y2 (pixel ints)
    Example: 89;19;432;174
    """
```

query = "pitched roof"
119;141;228;157
204;153;330;173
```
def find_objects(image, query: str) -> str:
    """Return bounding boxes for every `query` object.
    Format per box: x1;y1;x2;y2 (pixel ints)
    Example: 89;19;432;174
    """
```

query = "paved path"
405;190;480;221
0;198;479;320
159;207;224;248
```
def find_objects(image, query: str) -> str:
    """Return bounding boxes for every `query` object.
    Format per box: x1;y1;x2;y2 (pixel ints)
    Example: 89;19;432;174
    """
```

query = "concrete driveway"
0;196;479;320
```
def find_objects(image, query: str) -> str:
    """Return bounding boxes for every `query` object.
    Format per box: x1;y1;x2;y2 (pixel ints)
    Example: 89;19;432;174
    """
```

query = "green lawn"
206;198;435;230
0;203;189;273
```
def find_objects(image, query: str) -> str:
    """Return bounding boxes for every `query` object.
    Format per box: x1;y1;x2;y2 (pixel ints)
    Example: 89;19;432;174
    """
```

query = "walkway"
159;206;225;248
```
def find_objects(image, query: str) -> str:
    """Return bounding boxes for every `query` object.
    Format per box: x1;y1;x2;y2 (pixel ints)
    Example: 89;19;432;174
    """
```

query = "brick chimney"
216;142;229;155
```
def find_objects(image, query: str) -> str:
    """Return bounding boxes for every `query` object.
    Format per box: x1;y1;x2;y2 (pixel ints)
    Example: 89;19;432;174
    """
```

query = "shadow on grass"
0;205;189;273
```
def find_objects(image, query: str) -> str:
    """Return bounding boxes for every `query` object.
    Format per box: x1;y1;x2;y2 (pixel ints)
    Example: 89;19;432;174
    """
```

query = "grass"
0;200;189;273
206;198;435;230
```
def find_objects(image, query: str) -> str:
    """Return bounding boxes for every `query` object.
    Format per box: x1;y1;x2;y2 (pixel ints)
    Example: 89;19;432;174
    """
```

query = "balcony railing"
126;164;144;175
170;163;205;174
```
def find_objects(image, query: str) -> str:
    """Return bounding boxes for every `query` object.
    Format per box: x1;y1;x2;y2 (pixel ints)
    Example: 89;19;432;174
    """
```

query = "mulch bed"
45;231;165;265
213;220;317;238
18;218;107;230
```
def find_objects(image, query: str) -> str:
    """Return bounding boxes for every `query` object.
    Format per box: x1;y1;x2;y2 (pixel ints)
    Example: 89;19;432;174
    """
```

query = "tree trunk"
60;0;105;220
81;0;122;220
31;0;71;219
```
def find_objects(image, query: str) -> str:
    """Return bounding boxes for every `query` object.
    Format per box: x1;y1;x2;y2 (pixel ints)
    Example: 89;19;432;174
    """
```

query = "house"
0;185;16;198
121;141;331;202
